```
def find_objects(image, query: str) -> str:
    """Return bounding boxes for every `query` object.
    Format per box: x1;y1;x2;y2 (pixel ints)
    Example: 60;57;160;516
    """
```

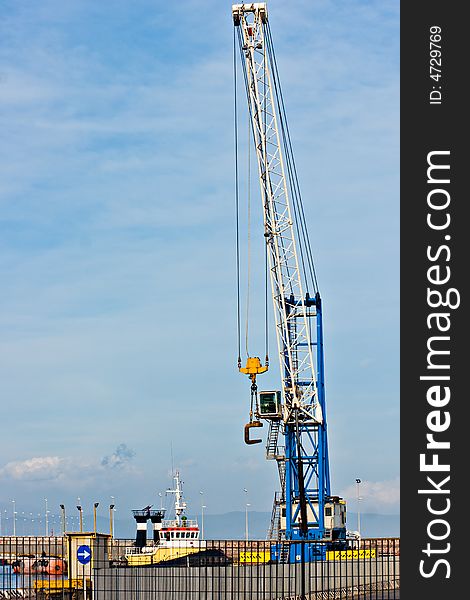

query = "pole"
355;478;362;536
109;502;115;539
45;498;49;536
83;564;86;600
60;505;66;535
201;505;206;539
77;501;83;533
93;503;99;534
12;500;16;537
243;488;249;542
199;491;204;539
245;503;251;542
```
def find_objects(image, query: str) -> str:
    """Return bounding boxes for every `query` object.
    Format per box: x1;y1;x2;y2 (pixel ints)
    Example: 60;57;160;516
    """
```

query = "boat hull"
126;546;201;566
12;557;66;575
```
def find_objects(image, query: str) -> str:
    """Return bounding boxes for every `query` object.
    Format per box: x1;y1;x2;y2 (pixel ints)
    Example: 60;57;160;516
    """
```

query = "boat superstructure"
125;470;206;566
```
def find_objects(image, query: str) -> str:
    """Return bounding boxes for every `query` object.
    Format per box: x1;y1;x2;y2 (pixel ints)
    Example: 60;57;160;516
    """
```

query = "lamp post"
93;502;99;534
199;491;204;538
60;504;66;535
109;500;115;539
355;478;362;536
243;488;249;542
245;504;251;542
158;493;163;510
201;505;206;540
77;500;83;533
44;498;49;536
12;500;16;537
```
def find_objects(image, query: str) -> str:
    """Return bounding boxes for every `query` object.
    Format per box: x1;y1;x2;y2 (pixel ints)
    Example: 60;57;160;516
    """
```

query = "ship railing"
132;509;165;518
162;519;198;528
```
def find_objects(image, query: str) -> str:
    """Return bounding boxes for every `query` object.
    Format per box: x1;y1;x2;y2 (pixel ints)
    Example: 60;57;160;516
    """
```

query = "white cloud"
1;444;136;484
0;456;64;481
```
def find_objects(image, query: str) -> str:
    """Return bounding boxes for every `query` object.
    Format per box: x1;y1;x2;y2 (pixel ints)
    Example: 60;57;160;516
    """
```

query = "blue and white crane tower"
232;3;347;562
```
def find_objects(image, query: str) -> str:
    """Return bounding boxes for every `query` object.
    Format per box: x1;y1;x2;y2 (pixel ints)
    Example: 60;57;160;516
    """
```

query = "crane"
232;3;346;562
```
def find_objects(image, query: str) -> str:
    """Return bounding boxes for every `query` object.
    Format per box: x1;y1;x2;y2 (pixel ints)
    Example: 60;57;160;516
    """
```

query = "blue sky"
0;0;399;535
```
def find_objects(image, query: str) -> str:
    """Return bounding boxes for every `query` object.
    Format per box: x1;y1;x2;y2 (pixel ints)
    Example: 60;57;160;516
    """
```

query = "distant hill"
103;510;399;541
345;512;399;538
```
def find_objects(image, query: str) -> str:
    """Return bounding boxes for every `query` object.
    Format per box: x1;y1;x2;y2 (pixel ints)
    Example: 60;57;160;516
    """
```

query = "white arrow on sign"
78;548;91;560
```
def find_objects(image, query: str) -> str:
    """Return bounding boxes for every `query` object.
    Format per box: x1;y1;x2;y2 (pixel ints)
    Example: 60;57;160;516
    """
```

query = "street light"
109;499;115;539
60;504;66;535
243;488;249;542
201;506;206;540
355;478;362;536
93;502;100;534
45;498;49;536
245;504;251;542
77;500;83;533
12;500;16;537
199;491;205;538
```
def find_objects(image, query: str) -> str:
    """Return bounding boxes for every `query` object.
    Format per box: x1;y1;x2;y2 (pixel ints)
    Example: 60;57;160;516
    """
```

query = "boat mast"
166;470;187;525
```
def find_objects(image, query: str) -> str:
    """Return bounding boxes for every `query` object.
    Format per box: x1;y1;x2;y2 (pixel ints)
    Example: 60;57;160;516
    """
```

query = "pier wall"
94;559;400;599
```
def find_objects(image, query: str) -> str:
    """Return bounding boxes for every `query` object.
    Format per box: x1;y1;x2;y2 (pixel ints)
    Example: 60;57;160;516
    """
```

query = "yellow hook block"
239;356;268;375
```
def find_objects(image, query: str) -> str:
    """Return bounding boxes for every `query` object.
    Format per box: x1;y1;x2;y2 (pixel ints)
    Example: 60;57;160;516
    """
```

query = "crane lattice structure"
233;3;346;562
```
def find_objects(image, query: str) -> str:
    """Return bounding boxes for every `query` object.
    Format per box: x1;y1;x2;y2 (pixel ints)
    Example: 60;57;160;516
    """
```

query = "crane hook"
244;421;263;445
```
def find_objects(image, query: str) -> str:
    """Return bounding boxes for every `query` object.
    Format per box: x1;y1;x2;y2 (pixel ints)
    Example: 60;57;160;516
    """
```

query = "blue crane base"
270;539;347;563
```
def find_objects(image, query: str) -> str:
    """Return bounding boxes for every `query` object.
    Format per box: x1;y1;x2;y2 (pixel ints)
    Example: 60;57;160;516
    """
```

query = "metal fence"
1;536;399;599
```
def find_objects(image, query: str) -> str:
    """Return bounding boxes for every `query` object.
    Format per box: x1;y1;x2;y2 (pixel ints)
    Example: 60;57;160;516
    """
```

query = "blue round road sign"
77;544;92;565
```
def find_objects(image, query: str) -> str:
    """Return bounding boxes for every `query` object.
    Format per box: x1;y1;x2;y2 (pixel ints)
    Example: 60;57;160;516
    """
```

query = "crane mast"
233;3;346;560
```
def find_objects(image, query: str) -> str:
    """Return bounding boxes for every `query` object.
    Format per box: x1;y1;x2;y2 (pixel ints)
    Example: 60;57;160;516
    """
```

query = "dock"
1;534;399;599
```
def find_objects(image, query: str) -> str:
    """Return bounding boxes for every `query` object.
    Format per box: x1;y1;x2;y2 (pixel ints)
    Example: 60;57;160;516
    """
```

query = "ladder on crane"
268;491;283;540
265;420;281;459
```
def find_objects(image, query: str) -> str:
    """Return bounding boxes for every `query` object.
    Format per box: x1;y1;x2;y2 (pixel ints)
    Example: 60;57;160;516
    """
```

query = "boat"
0;554;16;568
125;470;209;566
11;553;67;575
